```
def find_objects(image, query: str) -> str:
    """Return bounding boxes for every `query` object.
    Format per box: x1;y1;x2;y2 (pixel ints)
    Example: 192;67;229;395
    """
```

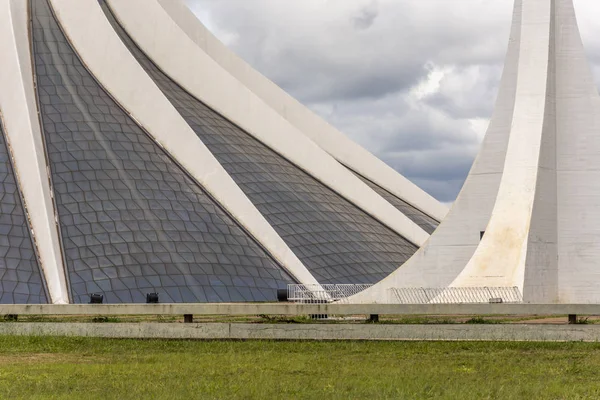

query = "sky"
184;0;600;204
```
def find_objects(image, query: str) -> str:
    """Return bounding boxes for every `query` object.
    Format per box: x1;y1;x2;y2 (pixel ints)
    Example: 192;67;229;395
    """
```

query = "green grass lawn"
0;337;599;399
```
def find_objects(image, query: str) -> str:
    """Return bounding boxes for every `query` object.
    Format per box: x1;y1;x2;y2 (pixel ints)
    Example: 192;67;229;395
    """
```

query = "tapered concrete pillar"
353;0;600;304
452;0;600;304
350;0;523;303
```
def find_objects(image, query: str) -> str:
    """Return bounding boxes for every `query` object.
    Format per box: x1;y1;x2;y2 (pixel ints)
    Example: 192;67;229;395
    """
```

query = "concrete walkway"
1;323;600;341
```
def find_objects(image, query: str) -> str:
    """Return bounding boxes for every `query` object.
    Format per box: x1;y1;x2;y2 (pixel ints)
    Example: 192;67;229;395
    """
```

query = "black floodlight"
89;293;104;304
277;288;288;302
146;292;159;304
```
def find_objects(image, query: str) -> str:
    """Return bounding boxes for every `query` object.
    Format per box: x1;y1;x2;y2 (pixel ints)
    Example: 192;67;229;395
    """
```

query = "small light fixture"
146;293;159;304
89;293;104;304
277;289;288;302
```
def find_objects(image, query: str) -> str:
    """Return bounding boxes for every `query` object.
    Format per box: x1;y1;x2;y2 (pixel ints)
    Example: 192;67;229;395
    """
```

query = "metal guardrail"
0;303;599;316
389;287;523;304
287;284;373;304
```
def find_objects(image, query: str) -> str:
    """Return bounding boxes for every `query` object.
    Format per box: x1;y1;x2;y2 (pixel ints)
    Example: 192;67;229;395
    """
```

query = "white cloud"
185;0;600;201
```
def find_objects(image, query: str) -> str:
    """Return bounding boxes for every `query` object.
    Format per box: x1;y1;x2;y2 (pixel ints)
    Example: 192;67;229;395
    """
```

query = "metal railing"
287;284;373;304
388;287;523;304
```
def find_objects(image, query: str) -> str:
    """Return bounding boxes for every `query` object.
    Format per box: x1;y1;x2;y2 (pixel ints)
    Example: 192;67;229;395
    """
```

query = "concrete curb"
1;323;600;341
1;303;599;315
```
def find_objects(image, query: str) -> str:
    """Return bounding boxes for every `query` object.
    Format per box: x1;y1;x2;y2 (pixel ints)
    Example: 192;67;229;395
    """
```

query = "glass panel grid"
31;0;293;303
101;4;418;284
0;120;48;304
350;169;439;234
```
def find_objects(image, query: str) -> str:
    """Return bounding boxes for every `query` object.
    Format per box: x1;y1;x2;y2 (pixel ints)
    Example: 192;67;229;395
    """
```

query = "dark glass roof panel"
349;169;439;234
0;119;48;303
31;0;293;303
102;3;418;284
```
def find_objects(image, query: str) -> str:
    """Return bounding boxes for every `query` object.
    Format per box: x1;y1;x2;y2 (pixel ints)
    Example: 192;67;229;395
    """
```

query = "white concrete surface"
353;0;600;305
451;0;555;292
49;0;320;288
453;0;600;304
156;0;447;223
105;0;429;247
553;0;600;303
0;0;70;304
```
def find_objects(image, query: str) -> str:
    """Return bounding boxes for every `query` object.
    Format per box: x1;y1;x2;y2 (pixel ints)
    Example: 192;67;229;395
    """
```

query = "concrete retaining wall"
2;303;600;316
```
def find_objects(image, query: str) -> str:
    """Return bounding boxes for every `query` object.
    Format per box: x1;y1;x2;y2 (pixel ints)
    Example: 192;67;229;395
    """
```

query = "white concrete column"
451;0;555;292
349;0;524;303
0;0;70;303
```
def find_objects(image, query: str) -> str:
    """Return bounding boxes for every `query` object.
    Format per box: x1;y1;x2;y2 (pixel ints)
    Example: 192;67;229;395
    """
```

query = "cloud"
352;0;379;30
185;0;600;203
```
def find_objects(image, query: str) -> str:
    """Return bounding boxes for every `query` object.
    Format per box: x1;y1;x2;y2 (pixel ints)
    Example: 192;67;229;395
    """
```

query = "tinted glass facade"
0;121;47;304
31;0;293;303
350;170;439;234
102;4;418;284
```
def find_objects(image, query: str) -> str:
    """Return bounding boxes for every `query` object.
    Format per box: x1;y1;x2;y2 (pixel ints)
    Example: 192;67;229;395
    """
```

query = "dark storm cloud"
188;0;513;105
386;152;476;203
265;47;426;103
186;0;600;203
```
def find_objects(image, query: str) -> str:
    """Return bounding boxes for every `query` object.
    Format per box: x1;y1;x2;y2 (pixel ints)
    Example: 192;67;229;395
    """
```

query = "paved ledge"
2;323;600;341
1;303;600;316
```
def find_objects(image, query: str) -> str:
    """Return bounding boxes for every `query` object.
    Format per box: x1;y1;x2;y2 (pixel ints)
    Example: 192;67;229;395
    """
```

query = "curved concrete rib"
48;0;320;287
0;0;69;303
552;0;600;303
350;0;523;303
156;0;447;223
105;0;429;247
450;0;600;304
451;0;554;293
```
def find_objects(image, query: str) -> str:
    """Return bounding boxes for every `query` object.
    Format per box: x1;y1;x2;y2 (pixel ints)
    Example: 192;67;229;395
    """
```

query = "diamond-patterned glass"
31;0;293;304
350;170;439;234
102;4;418;284
0;121;48;303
